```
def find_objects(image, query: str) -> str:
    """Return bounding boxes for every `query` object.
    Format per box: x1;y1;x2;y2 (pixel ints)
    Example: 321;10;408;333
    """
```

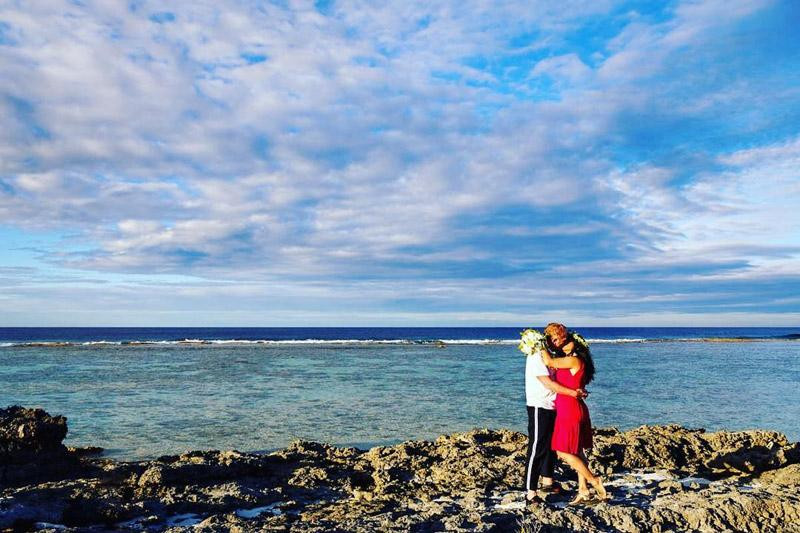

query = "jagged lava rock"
0;405;86;487
588;424;800;477
0;405;67;457
2;406;800;532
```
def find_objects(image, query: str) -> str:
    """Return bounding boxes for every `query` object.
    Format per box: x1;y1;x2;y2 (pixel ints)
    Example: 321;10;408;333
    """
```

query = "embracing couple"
524;322;609;505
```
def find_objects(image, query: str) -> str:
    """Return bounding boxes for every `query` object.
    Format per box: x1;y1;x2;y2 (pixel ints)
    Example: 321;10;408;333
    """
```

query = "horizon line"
1;325;797;329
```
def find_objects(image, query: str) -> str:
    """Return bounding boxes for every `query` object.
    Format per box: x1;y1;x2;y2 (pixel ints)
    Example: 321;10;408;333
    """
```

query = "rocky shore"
2;406;800;532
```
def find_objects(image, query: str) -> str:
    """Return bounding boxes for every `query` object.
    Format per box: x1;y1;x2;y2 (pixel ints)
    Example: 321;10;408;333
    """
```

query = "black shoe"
538;482;562;495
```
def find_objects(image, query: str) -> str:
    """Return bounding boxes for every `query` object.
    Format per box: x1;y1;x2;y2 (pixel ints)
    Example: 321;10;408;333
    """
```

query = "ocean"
1;327;798;459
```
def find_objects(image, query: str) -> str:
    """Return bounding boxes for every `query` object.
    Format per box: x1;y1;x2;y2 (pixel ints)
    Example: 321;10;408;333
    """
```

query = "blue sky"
1;0;799;326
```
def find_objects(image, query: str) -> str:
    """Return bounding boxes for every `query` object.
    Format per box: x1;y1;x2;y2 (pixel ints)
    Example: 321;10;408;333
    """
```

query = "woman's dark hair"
569;333;595;385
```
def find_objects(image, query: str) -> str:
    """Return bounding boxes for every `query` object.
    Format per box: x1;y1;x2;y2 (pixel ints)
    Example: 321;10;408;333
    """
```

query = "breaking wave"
1;335;797;348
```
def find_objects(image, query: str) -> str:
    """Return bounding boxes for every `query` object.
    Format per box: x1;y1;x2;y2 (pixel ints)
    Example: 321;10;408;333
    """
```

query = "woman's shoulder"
568;356;584;375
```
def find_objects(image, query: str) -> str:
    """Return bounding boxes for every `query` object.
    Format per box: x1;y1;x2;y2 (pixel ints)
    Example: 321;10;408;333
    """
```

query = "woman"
540;323;608;504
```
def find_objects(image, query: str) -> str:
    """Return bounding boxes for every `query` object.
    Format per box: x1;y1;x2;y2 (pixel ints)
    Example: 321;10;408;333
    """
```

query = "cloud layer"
1;0;799;325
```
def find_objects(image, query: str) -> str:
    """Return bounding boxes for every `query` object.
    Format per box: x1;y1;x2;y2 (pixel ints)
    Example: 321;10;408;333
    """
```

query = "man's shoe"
538;482;562;495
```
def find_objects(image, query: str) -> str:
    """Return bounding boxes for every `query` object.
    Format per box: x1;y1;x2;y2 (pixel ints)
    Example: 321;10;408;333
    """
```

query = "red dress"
551;364;593;453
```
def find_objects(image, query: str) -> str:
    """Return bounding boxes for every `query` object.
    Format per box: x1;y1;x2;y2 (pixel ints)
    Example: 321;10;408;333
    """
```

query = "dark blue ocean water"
1;326;798;345
1;327;798;459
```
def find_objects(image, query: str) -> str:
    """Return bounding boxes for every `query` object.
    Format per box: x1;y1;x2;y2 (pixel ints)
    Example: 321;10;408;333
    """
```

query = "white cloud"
597;136;800;282
531;53;591;84
0;0;797;323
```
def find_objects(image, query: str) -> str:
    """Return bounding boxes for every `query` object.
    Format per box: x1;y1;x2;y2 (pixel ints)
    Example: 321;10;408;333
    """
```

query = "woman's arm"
539;348;581;370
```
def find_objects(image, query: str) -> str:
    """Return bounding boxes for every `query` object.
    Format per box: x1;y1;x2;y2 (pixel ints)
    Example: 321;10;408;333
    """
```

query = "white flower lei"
518;328;546;356
571;332;590;351
519;328;590;356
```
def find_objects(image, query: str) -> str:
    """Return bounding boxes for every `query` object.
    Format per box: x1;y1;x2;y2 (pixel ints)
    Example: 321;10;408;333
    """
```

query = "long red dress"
551;363;592;453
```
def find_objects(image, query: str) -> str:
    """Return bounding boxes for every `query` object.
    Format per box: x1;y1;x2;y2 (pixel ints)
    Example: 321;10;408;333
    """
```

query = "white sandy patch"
165;513;202;527
606;470;671;488
678;476;712;486
235;502;283;518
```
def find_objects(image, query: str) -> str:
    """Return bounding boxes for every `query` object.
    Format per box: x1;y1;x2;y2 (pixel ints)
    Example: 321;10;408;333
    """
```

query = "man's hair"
544;323;567;338
543;323;568;356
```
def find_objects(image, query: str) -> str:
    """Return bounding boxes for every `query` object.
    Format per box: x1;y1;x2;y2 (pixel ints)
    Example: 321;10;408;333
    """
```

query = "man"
525;322;586;503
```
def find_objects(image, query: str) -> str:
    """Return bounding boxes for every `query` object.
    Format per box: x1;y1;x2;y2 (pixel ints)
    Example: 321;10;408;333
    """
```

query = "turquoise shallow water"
1;340;798;459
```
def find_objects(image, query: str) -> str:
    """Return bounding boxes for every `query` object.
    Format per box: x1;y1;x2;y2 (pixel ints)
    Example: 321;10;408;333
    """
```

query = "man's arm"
536;375;587;398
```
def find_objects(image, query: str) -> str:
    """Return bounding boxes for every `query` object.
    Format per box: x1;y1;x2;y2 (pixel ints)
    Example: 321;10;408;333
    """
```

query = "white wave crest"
585;338;647;343
437;339;518;345
1;336;787;348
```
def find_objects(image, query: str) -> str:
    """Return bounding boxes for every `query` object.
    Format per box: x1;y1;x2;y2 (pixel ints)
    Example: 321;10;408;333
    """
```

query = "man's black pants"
525;405;556;491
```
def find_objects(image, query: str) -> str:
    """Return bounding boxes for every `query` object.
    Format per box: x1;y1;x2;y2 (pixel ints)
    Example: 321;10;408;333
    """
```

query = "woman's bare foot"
568;490;592;505
592;477;609;500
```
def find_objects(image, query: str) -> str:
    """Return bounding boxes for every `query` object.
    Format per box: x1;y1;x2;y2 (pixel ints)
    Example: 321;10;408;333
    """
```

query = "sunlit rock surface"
2;406;799;532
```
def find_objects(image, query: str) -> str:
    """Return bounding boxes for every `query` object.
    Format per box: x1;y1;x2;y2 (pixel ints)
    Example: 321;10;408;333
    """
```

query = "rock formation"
1;407;799;532
0;405;89;488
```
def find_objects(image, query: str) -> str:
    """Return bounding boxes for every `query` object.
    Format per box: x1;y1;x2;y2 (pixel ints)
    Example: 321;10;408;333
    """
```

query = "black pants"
525;405;556;491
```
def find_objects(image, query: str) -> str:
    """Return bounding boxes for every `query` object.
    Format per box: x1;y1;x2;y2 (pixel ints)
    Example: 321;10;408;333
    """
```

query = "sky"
1;0;799;327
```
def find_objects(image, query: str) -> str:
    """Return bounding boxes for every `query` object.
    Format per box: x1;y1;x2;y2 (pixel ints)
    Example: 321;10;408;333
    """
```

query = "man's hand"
537;375;589;399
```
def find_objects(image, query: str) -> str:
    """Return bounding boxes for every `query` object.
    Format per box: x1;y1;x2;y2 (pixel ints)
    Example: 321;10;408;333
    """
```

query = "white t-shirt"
525;350;555;409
